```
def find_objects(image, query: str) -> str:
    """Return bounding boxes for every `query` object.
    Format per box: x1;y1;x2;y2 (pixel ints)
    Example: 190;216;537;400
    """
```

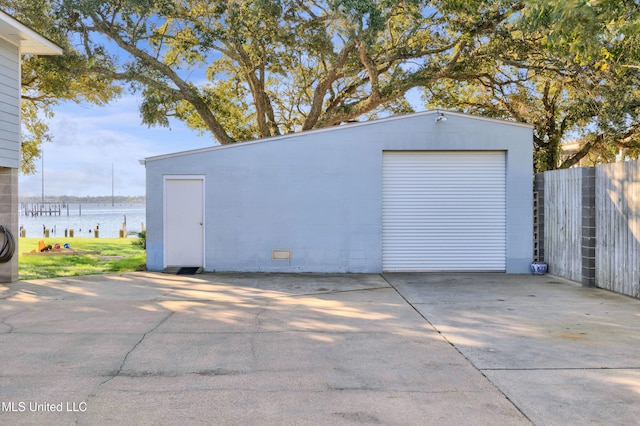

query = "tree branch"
302;39;356;130
88;13;234;144
560;137;598;169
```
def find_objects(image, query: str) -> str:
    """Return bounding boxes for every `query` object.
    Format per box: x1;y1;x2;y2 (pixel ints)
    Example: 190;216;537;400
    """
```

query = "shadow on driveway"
1;272;638;424
386;272;640;425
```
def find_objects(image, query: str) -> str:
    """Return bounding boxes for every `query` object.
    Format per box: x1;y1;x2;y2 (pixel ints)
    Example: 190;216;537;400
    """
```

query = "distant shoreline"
19;195;145;204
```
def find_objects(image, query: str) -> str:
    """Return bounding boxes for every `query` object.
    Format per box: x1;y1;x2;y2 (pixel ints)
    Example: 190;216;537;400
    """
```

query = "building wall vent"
272;249;291;260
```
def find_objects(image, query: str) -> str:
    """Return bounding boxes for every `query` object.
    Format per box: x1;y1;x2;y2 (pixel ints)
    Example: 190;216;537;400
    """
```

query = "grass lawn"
19;237;146;280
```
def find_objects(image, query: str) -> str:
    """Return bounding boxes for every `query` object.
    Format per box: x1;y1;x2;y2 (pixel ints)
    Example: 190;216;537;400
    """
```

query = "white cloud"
20;95;215;197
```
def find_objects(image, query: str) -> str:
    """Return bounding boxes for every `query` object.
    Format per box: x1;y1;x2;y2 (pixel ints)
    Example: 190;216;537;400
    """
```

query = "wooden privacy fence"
535;160;640;298
596;161;640;296
537;168;584;283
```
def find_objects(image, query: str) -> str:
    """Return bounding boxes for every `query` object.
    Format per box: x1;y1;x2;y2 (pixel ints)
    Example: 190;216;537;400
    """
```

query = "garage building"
143;110;533;273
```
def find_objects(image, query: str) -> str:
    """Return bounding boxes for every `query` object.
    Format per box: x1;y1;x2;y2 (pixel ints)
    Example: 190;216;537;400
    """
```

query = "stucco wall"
145;111;533;273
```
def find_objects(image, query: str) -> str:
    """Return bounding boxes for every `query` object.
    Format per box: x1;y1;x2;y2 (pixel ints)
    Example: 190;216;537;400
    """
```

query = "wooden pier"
20;202;64;217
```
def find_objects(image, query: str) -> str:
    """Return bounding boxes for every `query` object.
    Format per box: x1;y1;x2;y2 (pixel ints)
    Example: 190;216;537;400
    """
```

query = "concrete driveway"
0;272;638;425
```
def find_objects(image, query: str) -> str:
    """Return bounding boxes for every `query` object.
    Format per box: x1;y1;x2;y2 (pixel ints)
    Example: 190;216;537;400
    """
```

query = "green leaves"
330;0;386;34
425;0;640;171
11;0;638;172
524;0;640;68
0;0;121;174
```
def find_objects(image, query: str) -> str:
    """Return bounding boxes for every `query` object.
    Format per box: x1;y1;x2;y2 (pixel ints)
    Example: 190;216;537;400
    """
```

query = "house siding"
0;38;19;281
0;38;20;169
0;11;62;283
146;112;533;273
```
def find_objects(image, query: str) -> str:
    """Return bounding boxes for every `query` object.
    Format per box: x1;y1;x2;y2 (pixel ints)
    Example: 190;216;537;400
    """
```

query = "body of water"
19;203;146;239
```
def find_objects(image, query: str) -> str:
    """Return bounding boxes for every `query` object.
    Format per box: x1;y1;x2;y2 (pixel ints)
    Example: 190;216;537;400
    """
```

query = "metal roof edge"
438;109;533;129
143;110;533;163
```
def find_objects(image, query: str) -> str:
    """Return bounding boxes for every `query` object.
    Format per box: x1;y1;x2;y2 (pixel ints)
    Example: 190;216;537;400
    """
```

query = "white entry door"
164;177;204;267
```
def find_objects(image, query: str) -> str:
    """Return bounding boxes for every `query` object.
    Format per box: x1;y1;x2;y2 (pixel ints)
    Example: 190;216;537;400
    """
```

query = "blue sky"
19;95;215;197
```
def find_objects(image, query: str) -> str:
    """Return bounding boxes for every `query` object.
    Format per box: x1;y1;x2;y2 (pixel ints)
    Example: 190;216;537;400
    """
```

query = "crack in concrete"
254;298;269;332
0;310;25;334
249;301;269;364
382;274;535;425
0;317;14;333
254;309;264;332
118;368;248;378
481;366;640;371
94;310;175;390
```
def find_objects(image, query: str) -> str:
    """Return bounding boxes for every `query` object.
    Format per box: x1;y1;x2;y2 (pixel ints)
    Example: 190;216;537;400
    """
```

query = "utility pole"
111;163;115;207
41;150;44;204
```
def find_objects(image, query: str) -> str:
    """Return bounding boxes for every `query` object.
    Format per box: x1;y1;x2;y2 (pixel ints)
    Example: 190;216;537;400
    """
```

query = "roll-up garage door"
382;151;506;271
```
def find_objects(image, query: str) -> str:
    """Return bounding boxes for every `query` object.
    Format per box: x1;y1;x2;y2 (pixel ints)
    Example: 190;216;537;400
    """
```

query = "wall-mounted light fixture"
435;112;448;123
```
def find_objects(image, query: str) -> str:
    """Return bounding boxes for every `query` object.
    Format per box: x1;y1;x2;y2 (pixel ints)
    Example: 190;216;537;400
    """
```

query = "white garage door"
383;151;506;271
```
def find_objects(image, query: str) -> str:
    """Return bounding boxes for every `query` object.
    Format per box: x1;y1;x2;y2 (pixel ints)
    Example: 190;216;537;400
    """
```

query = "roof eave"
0;10;62;55
144;109;534;163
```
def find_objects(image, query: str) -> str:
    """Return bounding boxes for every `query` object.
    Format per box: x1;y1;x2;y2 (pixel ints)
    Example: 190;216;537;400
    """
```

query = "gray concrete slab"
0;272;528;425
385;272;640;425
2;271;638;424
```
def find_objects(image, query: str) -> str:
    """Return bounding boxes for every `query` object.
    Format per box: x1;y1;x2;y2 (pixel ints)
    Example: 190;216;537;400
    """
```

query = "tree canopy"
1;0;120;174
425;0;640;171
58;0;525;142
8;0;640;173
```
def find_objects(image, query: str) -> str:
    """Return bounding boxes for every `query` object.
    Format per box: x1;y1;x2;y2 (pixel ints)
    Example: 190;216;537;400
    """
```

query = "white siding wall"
0;38;20;169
